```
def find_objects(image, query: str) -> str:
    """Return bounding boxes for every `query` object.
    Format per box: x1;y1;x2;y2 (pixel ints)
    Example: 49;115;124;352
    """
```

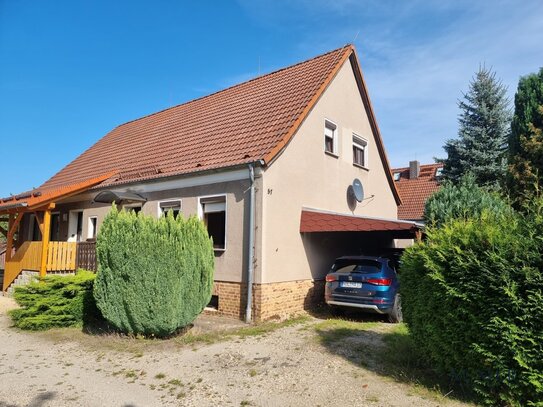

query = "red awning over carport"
300;208;422;236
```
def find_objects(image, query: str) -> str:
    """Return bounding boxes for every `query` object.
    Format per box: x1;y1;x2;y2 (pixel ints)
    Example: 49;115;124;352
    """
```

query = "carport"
299;208;423;279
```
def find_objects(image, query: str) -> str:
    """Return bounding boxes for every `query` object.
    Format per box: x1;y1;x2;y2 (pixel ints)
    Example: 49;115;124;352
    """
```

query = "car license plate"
340;281;362;288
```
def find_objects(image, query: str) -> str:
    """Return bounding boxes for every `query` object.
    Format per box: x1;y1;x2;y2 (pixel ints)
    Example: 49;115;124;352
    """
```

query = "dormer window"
435;167;444;178
324;120;338;155
393;172;401;181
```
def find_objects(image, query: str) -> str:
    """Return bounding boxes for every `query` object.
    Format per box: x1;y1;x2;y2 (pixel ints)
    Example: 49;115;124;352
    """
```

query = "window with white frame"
324;120;338;155
393;172;401;181
352;134;368;168
200;196;226;250
87;216;97;240
122;204;142;214
158;200;182;218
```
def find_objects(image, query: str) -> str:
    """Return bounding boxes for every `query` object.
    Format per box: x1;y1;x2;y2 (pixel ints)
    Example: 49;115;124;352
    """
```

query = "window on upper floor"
352;134;368;168
324;120;338;155
393;172;401;181
158;199;182;218
199;195;226;250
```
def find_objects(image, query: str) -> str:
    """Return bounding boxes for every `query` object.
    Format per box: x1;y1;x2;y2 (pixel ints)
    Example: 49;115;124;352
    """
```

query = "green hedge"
93;207;214;337
10;270;99;330
401;209;543;406
424;174;511;227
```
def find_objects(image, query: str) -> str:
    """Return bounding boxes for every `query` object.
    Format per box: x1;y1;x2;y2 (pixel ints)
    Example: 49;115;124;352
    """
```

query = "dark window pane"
205;211;226;249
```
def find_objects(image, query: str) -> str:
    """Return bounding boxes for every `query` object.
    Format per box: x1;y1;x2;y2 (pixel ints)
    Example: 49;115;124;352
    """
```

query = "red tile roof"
300;208;421;234
34;45;400;204
0;172;116;215
392;163;443;221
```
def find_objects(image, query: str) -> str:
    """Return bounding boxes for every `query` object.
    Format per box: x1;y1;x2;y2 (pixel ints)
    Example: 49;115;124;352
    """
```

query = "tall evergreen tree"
507;68;543;202
441;67;511;187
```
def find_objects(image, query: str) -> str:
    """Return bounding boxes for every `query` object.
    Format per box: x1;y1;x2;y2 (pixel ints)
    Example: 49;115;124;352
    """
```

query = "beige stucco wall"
260;59;398;284
22;176;263;284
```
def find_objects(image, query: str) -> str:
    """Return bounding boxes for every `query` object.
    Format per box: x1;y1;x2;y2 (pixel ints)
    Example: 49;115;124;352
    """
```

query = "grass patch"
173;315;310;347
313;319;379;346
314;319;477;405
154;373;166;380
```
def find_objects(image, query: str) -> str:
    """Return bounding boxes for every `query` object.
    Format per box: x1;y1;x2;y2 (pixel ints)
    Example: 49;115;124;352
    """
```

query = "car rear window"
333;260;382;274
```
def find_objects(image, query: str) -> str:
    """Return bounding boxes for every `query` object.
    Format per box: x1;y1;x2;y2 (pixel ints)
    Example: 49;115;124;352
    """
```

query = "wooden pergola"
0;172;115;291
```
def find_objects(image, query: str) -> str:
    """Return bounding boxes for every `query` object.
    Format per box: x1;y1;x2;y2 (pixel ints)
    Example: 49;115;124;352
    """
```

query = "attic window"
324;120;338;155
352;134;368;168
435;167;444;178
393;172;401;181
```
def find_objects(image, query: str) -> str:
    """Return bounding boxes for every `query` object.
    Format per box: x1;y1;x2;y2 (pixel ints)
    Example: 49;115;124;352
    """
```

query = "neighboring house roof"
300;208;422;236
37;44;401;204
392;163;443;221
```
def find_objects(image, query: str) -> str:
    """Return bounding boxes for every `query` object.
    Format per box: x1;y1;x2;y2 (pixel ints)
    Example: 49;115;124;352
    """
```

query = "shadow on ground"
309;305;478;405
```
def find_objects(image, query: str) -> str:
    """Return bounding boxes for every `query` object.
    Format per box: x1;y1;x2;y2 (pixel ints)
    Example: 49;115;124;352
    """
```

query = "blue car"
324;255;402;322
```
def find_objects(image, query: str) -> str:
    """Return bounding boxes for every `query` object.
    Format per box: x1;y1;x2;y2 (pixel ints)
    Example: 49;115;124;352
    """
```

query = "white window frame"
122;203;143;213
393;172;401;181
352;133;368;169
87;216;98;240
157;199;182;218
198;194;227;251
324;119;339;156
68;210;84;242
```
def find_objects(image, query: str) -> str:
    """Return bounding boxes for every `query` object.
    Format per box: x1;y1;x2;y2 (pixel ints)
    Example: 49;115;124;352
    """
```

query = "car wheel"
388;294;403;323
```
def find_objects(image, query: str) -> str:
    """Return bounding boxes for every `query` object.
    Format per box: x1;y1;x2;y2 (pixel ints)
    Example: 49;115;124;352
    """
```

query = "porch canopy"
0;172;115;290
300;208;423;239
92;190;146;204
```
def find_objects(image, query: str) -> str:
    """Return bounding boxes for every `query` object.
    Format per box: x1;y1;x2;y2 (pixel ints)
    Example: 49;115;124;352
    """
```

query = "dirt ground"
0;297;472;407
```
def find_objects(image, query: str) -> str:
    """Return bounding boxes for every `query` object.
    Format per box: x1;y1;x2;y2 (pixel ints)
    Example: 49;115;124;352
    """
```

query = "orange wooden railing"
47;241;77;272
3;241;42;291
3;241;77;291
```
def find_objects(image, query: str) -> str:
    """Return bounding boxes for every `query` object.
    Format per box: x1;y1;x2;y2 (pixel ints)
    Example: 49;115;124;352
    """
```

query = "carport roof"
300;208;423;234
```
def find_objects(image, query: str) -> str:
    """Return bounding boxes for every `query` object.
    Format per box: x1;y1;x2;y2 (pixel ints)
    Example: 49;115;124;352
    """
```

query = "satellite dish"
352;178;364;202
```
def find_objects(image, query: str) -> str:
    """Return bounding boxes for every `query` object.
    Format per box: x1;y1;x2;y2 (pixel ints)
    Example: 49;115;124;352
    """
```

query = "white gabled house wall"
259;57;398;285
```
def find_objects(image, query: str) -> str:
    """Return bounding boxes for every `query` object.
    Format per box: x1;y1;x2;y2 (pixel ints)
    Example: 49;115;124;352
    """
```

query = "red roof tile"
34;45;400;204
392;163;443;221
300;208;421;234
41;46;351;190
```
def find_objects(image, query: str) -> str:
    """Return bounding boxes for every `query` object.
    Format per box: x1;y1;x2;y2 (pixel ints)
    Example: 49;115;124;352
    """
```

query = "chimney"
409;160;420;179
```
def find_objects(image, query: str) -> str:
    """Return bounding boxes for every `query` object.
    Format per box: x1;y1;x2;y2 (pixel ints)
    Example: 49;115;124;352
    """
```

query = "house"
392;161;444;222
0;45;422;320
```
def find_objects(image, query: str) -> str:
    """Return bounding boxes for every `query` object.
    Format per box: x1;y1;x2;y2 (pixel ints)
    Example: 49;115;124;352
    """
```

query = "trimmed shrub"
93;207;214;337
424;174;511;227
10;270;99;330
401;208;543;406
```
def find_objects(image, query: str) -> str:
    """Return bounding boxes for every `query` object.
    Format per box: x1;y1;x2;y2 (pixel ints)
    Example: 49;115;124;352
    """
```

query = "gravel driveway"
0;297;471;407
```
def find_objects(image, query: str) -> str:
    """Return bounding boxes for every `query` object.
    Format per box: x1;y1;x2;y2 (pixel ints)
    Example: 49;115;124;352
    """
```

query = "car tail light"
366;278;392;286
325;274;337;282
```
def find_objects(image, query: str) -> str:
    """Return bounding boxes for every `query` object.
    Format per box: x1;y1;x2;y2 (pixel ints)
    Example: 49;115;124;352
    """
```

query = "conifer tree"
507;68;543;202
441;67;511;187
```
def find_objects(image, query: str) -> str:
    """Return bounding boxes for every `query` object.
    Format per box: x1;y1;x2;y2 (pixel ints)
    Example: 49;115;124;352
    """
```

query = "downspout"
245;163;256;323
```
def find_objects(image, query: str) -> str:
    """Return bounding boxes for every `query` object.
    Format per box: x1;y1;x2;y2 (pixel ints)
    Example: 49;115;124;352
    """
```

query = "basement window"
206;295;219;311
324;119;338;155
199;195;226;250
158;199;182;218
352;134;368;168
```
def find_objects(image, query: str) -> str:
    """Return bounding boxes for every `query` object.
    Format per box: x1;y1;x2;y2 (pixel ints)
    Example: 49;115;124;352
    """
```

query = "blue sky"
1;0;541;197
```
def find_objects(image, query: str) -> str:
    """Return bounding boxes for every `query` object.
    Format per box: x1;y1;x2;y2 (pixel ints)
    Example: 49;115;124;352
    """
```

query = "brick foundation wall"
207;279;325;321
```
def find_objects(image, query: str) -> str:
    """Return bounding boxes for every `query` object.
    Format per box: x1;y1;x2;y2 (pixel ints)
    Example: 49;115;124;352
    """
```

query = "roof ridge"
117;44;353;128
